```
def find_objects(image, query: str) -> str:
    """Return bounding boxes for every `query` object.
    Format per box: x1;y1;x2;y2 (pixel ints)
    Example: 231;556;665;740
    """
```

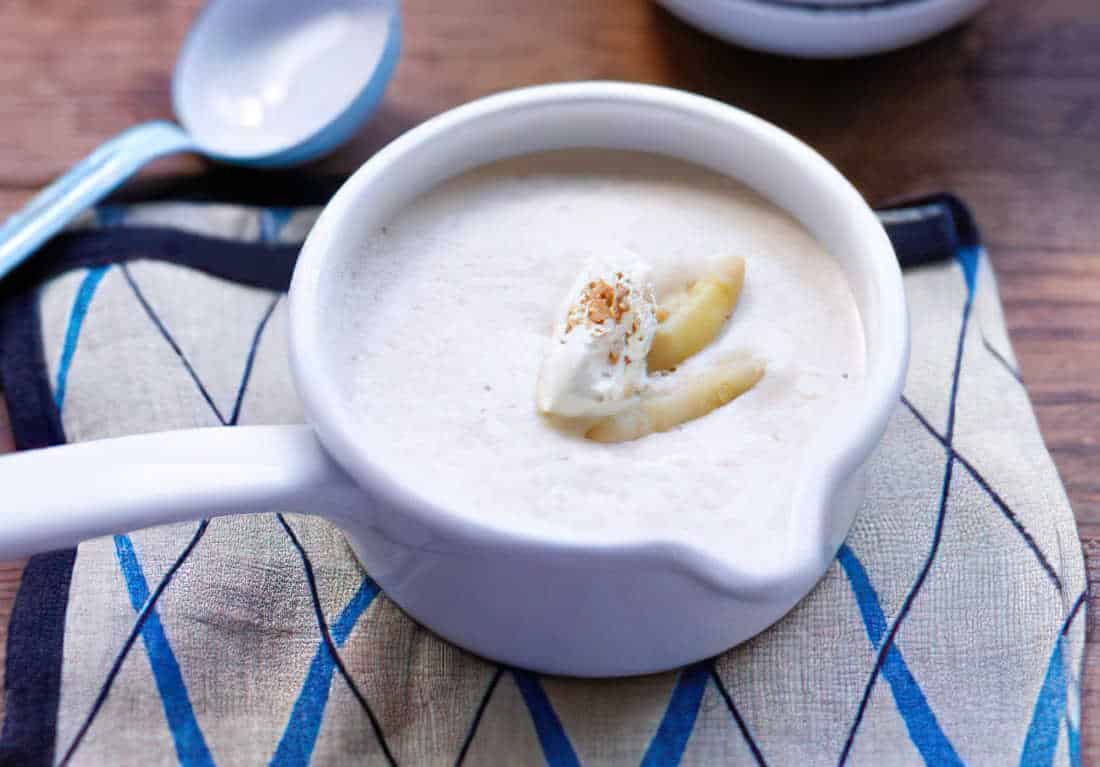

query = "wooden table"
2;0;1097;760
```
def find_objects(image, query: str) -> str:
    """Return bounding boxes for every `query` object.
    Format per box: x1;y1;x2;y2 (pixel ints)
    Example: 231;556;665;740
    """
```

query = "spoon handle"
0;121;195;281
0;425;362;558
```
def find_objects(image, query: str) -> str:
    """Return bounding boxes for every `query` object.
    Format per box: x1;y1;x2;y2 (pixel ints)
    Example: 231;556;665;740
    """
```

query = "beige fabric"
31;203;1084;766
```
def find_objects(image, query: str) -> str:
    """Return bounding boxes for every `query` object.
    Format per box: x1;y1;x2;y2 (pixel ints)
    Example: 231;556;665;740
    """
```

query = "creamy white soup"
335;151;866;558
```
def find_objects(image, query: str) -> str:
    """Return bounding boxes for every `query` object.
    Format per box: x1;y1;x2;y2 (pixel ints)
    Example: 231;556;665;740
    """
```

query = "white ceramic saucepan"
0;83;908;677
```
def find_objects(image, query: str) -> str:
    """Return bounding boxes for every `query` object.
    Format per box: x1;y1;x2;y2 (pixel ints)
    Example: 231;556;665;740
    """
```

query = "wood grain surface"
1;0;1098;759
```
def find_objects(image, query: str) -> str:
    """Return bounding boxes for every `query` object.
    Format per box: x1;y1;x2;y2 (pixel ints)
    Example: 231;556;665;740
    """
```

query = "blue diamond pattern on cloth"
512;671;582;767
1022;595;1087;767
6;199;1083;767
48;249;280;762
111;533;215;767
53;265;110;412
268;574;383;766
837;545;961;765
639;664;709;766
50;260;208;764
835;246;976;765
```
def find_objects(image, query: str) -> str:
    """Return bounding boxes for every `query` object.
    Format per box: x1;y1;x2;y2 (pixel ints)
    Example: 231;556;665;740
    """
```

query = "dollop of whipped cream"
536;257;659;418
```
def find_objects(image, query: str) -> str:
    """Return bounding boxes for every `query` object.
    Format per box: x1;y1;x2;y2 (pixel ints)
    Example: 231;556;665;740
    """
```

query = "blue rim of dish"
732;0;941;13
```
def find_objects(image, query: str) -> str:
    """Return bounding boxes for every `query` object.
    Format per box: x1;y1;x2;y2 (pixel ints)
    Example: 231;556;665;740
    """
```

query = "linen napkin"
0;191;1086;766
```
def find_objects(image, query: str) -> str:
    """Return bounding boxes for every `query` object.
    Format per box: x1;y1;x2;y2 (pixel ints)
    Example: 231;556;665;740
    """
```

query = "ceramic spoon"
0;0;400;281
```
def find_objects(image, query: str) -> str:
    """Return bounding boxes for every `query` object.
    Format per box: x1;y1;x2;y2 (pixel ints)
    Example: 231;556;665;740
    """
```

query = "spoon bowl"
174;0;401;165
0;0;400;280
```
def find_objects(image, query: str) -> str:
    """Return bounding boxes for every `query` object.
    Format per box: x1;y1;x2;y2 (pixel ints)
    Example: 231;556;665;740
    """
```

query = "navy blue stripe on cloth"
0;265;74;767
252;212;398;766
877;193;979;270
2;227;298;297
111;535;214;766
837;545;961;764
120;263;227;422
982;336;1025;384
276;514;397;766
270;577;381;766
640;663;709;766
57;521;211;767
230;295;280;426
106;168;344;209
45;257;217;766
512;671;581;767
708;665;767;766
900;395;1062;592
0;550;74;767
1062;593;1088;767
454;668;505;766
837;241;979;766
54;246;285;763
0;273;67;450
839;449;958;766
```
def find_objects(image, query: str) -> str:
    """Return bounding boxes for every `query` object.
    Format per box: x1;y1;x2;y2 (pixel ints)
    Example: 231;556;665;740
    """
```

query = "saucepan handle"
0;424;361;558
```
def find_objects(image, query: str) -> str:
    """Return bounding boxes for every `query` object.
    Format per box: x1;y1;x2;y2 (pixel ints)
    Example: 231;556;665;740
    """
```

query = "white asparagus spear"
586;359;765;443
648;256;745;372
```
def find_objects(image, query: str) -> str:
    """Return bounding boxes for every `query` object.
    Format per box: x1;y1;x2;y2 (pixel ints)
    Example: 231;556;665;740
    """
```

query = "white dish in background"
657;0;989;59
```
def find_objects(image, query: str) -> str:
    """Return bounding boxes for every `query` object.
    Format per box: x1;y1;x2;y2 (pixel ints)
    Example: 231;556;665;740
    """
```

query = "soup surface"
335;151;866;558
